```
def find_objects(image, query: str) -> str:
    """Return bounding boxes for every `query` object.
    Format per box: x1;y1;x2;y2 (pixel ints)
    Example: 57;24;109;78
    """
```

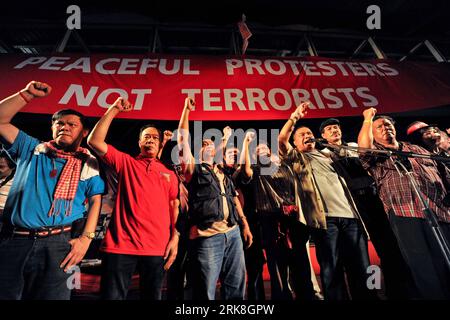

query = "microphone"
305;138;326;144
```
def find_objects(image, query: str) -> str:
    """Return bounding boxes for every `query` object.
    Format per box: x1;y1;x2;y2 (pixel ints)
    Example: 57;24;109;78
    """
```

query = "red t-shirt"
100;145;178;256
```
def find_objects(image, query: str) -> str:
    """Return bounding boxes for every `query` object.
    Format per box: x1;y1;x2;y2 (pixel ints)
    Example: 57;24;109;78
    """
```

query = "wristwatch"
81;231;96;240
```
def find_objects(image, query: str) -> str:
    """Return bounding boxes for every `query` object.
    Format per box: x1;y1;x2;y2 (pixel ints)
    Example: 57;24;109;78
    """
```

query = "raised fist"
291;101;309;120
245;131;256;143
184;97;195;111
112;97;133;112
163;130;173;142
24;81;52;98
223;126;232;140
363;108;377;121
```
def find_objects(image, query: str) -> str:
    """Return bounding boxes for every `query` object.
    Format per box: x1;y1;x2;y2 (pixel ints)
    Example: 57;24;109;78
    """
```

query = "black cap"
319;118;340;133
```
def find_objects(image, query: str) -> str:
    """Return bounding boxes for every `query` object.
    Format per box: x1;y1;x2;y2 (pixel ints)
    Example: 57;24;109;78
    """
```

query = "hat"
319;118;340;133
406;121;438;136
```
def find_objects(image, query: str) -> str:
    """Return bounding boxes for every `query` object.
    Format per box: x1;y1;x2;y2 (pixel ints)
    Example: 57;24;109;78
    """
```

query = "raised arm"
242;131;255;179
0;81;51;145
278;101;309;155
157;130;174;159
357;108;377;149
217;126;232;164
177;97;195;182
87;97;133;156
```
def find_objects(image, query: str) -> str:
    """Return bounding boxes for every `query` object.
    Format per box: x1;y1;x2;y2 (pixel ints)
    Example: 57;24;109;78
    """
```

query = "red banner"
1;54;450;120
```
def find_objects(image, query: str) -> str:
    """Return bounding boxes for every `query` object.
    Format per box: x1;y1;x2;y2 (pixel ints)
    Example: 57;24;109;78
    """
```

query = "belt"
8;225;72;238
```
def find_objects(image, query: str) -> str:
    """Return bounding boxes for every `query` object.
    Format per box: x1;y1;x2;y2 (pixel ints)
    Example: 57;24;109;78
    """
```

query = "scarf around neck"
45;141;89;217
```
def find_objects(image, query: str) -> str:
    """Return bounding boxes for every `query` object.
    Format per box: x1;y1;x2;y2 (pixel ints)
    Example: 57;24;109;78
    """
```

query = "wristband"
363;120;372;124
19;91;31;103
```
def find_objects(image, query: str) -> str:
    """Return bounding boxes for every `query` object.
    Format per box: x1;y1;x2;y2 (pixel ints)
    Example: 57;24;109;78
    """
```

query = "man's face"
255;143;272;165
321;124;342;144
256;144;271;157
139;127;161;158
200;139;216;161
51;114;88;150
293;127;315;152
225;147;239;166
372;118;396;145
421;127;441;149
0;157;13;178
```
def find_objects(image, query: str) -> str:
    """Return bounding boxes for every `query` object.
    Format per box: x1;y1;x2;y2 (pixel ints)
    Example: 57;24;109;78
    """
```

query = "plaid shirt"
361;141;450;222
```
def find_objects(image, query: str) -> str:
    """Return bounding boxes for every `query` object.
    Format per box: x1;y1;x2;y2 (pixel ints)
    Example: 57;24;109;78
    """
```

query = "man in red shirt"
88;97;179;300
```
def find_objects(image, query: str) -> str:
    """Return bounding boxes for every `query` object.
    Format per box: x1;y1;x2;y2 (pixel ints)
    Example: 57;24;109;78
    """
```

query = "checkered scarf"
45;141;89;217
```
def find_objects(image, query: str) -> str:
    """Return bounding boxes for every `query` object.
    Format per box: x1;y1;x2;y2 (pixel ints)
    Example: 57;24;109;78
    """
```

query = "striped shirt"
361;141;450;222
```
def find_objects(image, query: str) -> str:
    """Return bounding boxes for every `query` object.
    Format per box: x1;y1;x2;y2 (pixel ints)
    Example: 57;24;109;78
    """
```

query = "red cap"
406;121;431;136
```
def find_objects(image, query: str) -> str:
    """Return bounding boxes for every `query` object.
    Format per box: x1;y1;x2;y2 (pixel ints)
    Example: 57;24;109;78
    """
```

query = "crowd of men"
0;81;449;300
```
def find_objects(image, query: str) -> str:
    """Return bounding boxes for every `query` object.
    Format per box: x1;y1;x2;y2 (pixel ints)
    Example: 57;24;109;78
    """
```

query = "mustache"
142;143;158;150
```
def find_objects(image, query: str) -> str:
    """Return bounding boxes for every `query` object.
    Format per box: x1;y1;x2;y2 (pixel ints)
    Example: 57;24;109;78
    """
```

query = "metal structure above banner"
1;1;450;63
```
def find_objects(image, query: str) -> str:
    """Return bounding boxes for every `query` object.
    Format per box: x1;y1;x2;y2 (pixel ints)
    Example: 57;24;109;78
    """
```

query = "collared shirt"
234;161;297;217
304;150;357;219
321;142;359;159
281;146;361;229
280;147;326;229
361;141;450;222
3;130;105;228
101;145;179;256
322;142;376;191
435;149;450;192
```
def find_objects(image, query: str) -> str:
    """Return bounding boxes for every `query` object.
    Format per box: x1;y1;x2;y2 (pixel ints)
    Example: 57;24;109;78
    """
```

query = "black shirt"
234;161;296;217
